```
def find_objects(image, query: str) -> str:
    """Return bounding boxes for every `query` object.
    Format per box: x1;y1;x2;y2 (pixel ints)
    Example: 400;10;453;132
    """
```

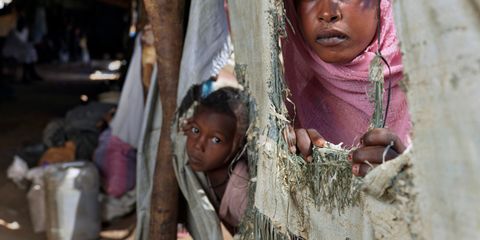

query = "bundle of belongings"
7;101;116;236
6;32;147;238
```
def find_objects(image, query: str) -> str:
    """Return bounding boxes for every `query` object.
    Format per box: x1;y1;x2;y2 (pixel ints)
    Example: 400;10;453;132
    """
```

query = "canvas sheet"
135;64;160;240
111;33;145;148
176;0;230;105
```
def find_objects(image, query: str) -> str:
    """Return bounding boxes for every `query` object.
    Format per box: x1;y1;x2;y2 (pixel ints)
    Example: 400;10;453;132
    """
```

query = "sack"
6;155;29;188
39;141;76;166
42;118;67;148
94;129;136;198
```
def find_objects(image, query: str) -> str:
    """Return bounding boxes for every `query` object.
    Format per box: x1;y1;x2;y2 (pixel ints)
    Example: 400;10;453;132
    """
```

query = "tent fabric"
111;34;145;148
176;0;231;106
392;0;480;238
134;62;160;240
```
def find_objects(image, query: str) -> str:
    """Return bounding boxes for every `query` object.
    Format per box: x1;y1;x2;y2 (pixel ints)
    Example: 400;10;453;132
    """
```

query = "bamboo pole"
143;0;186;239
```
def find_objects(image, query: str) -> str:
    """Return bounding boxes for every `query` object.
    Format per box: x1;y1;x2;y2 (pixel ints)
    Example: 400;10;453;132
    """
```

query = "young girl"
283;0;410;176
176;83;249;236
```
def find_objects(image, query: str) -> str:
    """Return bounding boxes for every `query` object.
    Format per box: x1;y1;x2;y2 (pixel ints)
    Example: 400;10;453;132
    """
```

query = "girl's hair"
200;87;250;176
177;82;250;149
198;87;250;139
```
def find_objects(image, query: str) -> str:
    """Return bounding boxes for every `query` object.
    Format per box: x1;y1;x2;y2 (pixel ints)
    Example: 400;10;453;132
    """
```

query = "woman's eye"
191;127;199;134
211;137;222;144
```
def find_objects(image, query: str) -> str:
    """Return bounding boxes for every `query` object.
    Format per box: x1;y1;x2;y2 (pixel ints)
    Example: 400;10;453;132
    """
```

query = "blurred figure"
0;4;16;74
2;8;42;83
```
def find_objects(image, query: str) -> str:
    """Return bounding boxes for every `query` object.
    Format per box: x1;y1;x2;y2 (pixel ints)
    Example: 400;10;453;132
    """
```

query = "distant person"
2;9;42;83
0;4;16;75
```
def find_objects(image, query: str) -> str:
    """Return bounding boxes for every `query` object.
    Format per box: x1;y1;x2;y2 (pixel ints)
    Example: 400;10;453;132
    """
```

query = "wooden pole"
143;0;186;239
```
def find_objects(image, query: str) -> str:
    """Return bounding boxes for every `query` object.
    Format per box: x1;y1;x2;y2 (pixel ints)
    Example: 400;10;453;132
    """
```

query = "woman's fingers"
306;128;326;148
361;128;406;153
352;163;375;177
351;145;399;165
283;125;297;154
295;128;313;162
350;128;406;176
283;127;325;162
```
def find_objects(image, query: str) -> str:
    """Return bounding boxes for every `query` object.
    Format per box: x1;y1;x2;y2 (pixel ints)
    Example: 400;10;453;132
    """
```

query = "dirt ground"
0;72;134;239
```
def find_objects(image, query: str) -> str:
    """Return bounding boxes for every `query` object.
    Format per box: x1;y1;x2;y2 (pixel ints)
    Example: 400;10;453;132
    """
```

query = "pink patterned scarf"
283;0;411;146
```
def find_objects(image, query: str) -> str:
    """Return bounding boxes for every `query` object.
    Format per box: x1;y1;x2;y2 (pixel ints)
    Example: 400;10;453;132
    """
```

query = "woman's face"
297;0;378;64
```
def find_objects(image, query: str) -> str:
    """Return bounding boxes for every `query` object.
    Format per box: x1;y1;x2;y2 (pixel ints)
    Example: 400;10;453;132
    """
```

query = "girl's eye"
191;127;200;134
211;137;222;144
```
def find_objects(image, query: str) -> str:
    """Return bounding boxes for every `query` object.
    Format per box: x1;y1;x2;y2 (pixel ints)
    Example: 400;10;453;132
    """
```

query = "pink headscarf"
283;0;411;146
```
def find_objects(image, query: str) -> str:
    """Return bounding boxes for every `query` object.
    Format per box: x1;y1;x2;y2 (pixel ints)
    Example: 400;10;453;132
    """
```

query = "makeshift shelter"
138;0;480;239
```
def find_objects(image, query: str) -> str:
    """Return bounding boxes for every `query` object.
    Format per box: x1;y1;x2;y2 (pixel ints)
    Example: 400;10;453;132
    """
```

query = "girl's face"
186;106;237;172
297;0;378;64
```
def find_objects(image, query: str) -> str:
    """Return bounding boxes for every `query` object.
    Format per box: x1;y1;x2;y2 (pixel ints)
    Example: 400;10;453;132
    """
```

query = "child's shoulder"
219;160;249;227
232;160;249;179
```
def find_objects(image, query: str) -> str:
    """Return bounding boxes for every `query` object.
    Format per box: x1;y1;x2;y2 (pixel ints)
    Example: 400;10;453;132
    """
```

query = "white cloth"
176;0;231;106
111;34;144;148
135;63;160;240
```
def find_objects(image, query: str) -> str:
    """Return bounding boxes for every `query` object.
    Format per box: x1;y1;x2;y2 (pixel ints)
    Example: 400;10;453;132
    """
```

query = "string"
376;0;393;128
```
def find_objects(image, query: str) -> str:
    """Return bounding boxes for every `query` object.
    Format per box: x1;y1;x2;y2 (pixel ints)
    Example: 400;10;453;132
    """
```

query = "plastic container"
44;161;101;240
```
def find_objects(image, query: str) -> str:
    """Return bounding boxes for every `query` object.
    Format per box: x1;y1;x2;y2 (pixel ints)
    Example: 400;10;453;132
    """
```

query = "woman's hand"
350;128;406;177
284;125;326;162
